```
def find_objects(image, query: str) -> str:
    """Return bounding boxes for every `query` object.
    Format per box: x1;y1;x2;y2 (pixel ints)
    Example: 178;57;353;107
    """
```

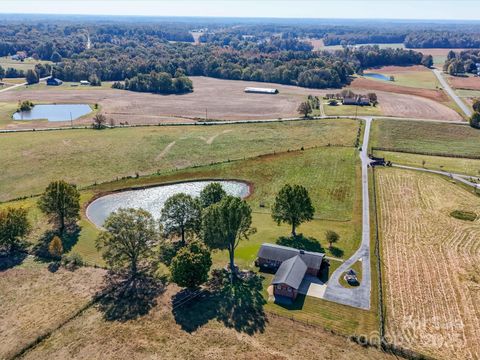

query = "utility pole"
70;112;73;128
205;108;208;122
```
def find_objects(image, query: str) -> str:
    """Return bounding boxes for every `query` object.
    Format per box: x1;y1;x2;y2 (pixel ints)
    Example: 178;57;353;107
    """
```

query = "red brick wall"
273;284;298;299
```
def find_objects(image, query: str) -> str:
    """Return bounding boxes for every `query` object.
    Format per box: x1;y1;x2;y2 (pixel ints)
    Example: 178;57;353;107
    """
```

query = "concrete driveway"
298;275;327;299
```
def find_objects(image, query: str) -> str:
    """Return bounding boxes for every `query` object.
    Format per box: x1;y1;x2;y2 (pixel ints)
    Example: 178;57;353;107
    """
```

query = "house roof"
257;243;324;270
271;255;307;290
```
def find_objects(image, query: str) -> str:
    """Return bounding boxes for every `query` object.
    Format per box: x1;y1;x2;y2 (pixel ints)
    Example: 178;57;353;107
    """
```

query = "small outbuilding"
80;80;90;86
46;77;63;86
244;87;279;94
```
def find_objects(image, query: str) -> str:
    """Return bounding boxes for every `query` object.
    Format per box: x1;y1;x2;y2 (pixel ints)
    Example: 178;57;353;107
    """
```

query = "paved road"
393;164;480;189
323;117;372;310
433;69;472;118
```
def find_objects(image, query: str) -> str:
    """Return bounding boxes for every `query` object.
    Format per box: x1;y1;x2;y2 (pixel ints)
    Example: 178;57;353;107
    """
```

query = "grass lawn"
323;102;382;116
0;56;52;71
0;102;19;126
370;119;480;157
375;151;480;177
0;119;359;201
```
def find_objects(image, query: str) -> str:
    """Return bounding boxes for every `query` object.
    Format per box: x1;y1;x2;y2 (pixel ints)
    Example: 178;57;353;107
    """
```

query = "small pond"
86;180;250;227
13;104;92;121
363;73;391;81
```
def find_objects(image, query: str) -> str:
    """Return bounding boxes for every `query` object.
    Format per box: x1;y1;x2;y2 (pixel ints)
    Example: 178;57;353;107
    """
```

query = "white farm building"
244;87;279;94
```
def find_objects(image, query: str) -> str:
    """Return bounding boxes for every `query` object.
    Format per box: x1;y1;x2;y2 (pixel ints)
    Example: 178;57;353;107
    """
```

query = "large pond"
363;73;391;81
86;180;250;227
13;104;92;121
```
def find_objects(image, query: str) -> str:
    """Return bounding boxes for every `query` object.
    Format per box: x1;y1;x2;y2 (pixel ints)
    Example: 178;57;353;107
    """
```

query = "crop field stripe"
377;168;480;359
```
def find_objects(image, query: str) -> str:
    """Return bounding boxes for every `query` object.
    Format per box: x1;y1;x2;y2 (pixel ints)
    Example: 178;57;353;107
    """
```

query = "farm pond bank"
86;180;250;227
13;104;92;121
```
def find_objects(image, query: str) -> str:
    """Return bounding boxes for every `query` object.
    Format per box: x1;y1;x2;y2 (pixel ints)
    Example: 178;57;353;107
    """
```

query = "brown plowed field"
377;168;480;359
350;77;448;103
0;77;326;129
447;75;480;91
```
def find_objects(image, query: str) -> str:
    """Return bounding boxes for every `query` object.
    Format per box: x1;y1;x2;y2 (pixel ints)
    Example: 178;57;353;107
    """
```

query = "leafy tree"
38;180;80;233
0;65;5;80
160;193;201;245
48;235;63;259
50;51;62;63
325;230;339;249
470;112;480;129
421;54;433;68
199;182;227;208
472;99;480;113
96;208;159;276
297;101;312;118
272;184;315;237
202;196;255;280
92;113;107;129
0;207;30;253
18;100;34;111
447;50;456;60
170;240;212;289
25;69;39;84
89;74;101;86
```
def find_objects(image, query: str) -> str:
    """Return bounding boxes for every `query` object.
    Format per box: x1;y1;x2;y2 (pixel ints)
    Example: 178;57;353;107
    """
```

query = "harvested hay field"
0;77;329;129
377;168;480;359
18;286;392;360
447;75;480;91
0;257;105;359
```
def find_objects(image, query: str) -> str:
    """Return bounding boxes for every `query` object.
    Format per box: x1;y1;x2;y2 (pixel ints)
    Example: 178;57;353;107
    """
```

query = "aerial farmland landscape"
1;1;480;359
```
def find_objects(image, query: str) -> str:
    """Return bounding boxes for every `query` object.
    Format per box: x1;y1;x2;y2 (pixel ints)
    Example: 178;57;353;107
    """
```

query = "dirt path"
155;141;176;161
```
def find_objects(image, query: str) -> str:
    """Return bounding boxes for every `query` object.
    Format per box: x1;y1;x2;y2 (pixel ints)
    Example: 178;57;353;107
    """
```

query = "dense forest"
1;16;478;91
443;49;480;75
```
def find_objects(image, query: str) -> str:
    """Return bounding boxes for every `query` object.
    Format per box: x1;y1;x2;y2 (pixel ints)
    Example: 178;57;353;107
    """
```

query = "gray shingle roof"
271;255;307;290
257;243;324;270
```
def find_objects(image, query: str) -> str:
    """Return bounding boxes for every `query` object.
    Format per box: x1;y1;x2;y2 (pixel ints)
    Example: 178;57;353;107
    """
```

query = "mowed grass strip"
371;119;480;157
0;119;359;201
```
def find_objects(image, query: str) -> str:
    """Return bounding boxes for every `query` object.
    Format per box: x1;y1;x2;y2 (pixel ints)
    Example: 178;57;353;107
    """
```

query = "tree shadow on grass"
0;251;28;271
32;225;80;260
329;246;344;258
172;270;267;335
276;234;324;253
95;272;166;322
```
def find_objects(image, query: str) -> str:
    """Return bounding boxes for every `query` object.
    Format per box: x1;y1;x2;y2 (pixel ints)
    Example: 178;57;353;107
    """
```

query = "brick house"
256;243;325;300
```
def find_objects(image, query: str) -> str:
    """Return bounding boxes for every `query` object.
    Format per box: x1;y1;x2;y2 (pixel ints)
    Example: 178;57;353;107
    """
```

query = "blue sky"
1;0;479;20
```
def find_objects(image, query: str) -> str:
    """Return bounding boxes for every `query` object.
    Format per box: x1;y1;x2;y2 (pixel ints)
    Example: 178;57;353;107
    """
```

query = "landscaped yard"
370;119;480;157
322;102;382;116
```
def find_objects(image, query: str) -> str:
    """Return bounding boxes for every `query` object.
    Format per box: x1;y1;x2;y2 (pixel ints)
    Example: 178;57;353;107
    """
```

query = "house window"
276;285;282;290
287;287;292;292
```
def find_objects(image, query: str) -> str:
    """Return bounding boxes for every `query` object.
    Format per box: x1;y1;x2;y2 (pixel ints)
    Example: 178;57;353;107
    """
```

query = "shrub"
450;210;477;221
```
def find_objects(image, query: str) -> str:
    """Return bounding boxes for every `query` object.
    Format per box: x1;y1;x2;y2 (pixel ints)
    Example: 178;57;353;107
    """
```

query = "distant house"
46;77;63;86
11;51;27;61
256;243;325;300
244;87;279;94
80;80;90;86
343;94;370;106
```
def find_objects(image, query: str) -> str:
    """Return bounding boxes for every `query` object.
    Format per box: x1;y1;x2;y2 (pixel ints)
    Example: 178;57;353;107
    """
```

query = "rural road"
0;76;49;93
322;117;372;310
433;69;472;118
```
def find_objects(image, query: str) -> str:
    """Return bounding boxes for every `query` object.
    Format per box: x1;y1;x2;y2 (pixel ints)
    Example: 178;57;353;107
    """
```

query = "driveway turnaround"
323;117;372;310
432;69;472;118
